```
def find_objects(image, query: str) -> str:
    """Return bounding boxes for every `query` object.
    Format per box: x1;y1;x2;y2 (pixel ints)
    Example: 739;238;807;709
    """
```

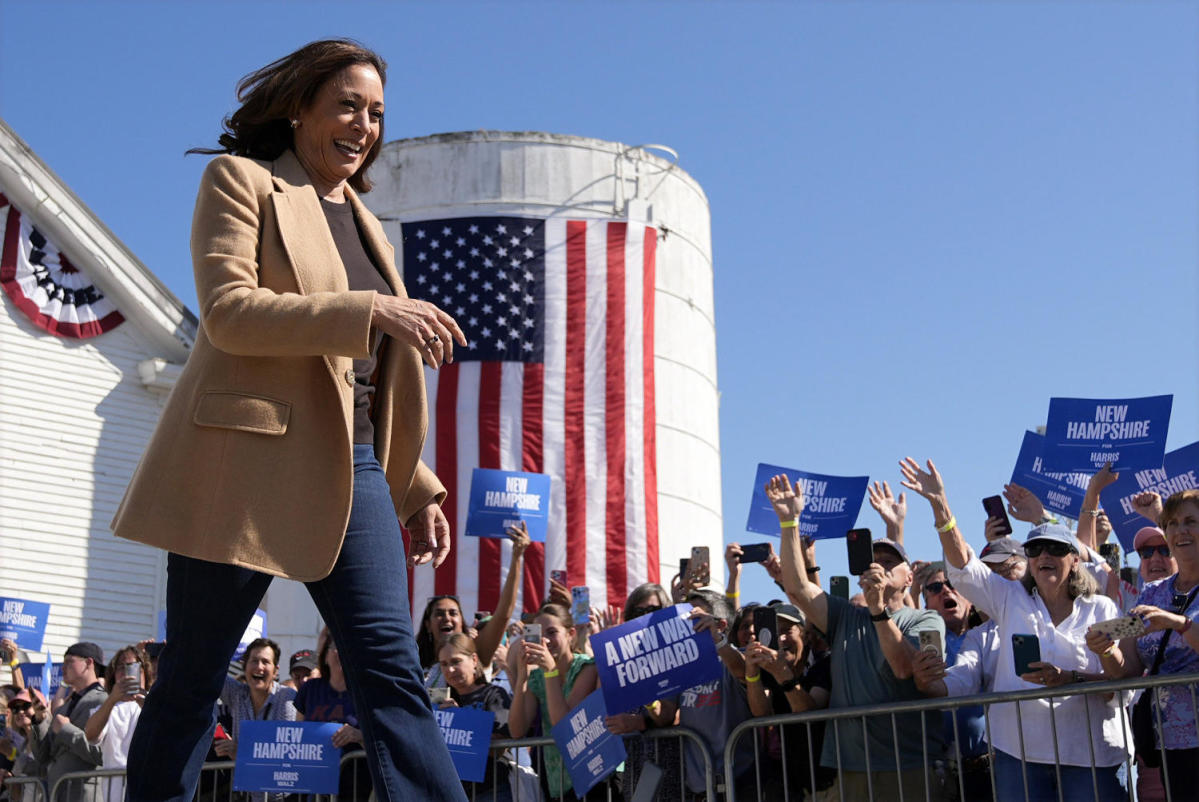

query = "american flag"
402;216;660;618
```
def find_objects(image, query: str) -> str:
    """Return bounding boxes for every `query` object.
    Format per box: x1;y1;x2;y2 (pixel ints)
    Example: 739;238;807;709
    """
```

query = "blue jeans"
993;749;1127;802
126;444;466;802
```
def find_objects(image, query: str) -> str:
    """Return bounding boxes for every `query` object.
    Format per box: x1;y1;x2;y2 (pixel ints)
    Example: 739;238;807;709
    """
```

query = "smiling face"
427;598;464;640
1138;535;1176;582
1026;540;1079;595
292;63;384;199
1163;500;1199;570
536;613;575;660
776;620;805;664
243;646;278;693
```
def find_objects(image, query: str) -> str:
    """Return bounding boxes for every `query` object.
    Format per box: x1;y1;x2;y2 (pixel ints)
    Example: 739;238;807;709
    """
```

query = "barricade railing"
724;670;1199;802
2;775;46;802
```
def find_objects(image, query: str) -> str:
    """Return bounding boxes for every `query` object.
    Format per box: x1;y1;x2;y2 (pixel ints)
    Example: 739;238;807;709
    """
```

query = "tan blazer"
112;151;445;581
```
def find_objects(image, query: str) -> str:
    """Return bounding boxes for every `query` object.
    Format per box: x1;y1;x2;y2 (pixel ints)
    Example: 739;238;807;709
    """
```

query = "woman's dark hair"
316;627;336;679
417;595;464;669
190;38;387;192
104;644;150;690
731;603;761;649
437;633;485;685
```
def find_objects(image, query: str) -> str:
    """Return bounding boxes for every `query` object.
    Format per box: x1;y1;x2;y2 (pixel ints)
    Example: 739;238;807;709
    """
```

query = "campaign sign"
18;660;62;698
591;604;721;713
1041;395;1172;473
1100;441;1199;551
0;598;50;651
233;609;268;661
552;690;627;796
434;704;494;782
746;463;868;540
465;468;551;542
1009;431;1089;518
233;720;340;794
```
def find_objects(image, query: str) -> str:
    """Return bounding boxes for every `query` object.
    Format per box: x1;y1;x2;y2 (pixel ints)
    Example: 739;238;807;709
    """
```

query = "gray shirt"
821;596;945;772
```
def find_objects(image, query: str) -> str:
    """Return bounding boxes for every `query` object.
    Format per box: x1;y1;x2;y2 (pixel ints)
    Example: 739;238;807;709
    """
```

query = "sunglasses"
1024;541;1073;559
1138;545;1171;559
628;605;662;619
925;580;954;595
8;703;31;712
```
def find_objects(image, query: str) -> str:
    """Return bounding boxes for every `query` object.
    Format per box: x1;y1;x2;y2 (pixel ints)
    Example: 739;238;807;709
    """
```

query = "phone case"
550;569;568;586
830;576;849;599
428;687;451;705
739;543;772;564
982;495;1013;536
846;528;874;576
690;547;710;584
1012;633;1041;676
919;630;943;658
753;608;777;648
523;623;542;644
1090;615;1147;641
570;586;591;626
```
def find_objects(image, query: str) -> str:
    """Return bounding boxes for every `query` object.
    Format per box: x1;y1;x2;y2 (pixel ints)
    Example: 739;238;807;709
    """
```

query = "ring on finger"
425;334;441;346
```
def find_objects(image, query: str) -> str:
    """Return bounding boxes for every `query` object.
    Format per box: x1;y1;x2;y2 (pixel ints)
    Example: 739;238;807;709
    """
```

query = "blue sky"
2;1;1195;604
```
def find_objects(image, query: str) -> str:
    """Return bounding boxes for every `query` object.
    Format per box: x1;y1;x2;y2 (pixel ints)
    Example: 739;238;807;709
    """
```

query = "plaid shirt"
220;676;297;742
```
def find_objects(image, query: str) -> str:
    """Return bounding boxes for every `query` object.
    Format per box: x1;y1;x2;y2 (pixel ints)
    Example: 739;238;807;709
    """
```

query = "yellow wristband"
725;591;740;598
936;516;957;534
543;669;560;679
7;660;17;668
746;673;761;683
780;519;799;529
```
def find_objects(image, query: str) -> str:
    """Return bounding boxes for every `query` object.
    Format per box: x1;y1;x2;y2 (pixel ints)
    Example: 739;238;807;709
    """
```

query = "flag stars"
482;303;493;314
416;252;427;262
481;327;492;338
497;247;508;257
523;225;533;235
443;249;452;259
496;224;507;234
468;224;479;235
415;229;426;239
509;236;519;247
456;260;465;269
430;239;439;249
469;248;479;257
456;237;465;247
523;317;534;328
456;282;465;292
468;293;479;303
415;274;426;284
483;235;493;246
524;248;533;259
482;281;493;291
523;341;534;351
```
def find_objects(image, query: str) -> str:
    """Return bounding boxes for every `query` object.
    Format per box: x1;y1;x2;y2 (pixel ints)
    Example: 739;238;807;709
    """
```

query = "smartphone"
982;496;1013;537
830;575;849;600
523;623;542;644
123;662;140;681
738;543;772;564
919;630;943;659
846;528;873;576
550;569;568;586
753;607;778;648
428;686;451;706
1012;633;1042;676
1120;566;1137;586
1099;543;1120;572
690;546;710;585
570;586;591;626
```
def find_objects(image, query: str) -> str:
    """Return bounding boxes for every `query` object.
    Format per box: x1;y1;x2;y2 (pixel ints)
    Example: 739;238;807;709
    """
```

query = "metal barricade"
2;775;46;802
724;671;1199;802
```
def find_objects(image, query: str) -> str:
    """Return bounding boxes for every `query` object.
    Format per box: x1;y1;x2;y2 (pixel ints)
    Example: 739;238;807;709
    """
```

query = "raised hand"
505;520;531;558
1132;491;1163;524
764;474;805;522
1003;483;1046;524
868;481;907;527
898;458;946;502
1088;463;1120;494
983;516;1009;542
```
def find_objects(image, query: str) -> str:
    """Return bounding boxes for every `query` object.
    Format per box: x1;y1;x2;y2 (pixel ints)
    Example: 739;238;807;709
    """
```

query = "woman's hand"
744;642;791;682
1133;491;1163;524
764;475;804;522
1085;627;1117;657
331;724;363;748
898;458;947;503
1088;463;1120;494
522;639;555;673
603;713;645;735
371;295;466;369
1002;483;1045;524
1021;661;1072;688
1131;604;1190;635
213;737;237;758
406;502;451;568
506;521;531;558
725;543;743;579
0;638;16;664
868;481;906;529
983;516;1009;542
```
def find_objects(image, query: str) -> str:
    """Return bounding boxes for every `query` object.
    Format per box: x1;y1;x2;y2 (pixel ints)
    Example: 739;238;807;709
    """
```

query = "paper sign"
552;690;627;795
1009;431;1090;518
0;598;50;651
18;660;62;698
465;468;551;542
233;720;341;794
590;604;721;713
746;463;868;540
1100;441;1199;551
434;704;495;782
1041;395;1172;473
233;609;268;661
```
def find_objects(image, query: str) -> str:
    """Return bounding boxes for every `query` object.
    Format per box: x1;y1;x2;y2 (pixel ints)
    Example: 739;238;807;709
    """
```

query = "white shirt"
943;620;1000;697
95;700;140;802
946;556;1132;767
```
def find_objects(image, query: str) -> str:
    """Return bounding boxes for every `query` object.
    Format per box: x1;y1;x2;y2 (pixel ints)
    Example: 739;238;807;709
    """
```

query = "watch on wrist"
778;675;801;693
869;609;891;623
714;634;729;651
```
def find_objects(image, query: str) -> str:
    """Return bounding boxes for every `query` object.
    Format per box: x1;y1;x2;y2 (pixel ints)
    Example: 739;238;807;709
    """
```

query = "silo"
363;131;720;613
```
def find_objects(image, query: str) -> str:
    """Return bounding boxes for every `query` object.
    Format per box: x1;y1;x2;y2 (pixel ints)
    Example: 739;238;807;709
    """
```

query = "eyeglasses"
8;703;30;713
628;605;662;619
1024;541;1073;558
925;580;954;595
1138;545;1171;559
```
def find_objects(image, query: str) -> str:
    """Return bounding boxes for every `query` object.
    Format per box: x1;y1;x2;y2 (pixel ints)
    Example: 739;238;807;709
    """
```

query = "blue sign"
18;659;62;698
591;604;722;713
233;720;340;794
552;690;627;796
1041;395;1172;473
746;463;868;540
1100;441;1199;551
0;598;50;651
1009;431;1089;518
434;704;495;782
465;468;551;542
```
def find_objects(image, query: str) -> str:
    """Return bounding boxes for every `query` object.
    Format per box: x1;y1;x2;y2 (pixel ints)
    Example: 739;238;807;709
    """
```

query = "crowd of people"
4;464;1198;802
